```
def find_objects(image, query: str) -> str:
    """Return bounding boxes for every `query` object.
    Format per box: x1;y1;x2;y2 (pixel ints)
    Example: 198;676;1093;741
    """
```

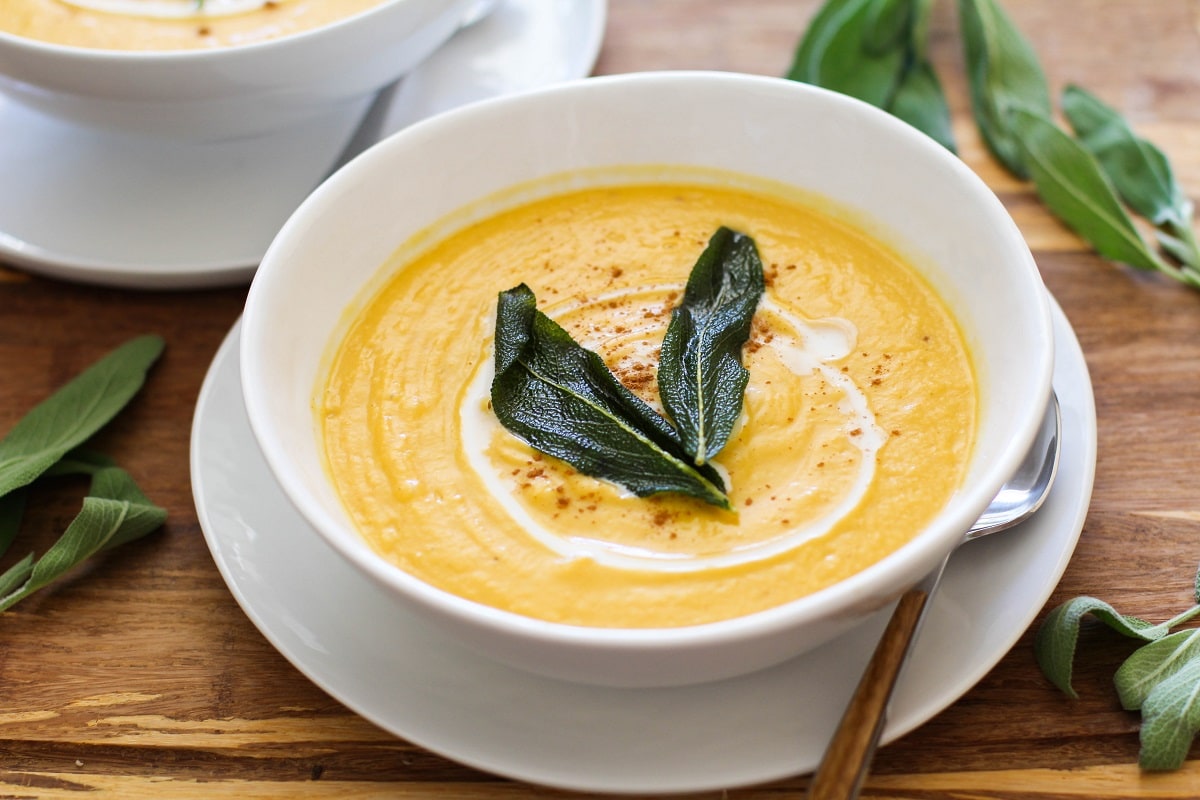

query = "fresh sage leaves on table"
957;0;1051;177
490;227;764;510
1008;108;1170;273
0;335;166;612
787;0;956;151
1062;84;1200;284
790;0;1200;291
1035;565;1200;770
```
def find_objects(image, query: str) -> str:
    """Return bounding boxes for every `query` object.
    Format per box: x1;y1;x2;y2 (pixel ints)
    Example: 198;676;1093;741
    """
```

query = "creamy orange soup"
0;0;387;51
320;177;977;628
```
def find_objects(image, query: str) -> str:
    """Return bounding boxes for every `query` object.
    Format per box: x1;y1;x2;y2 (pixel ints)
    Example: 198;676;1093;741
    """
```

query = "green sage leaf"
909;0;934;60
1035;595;1162;699
1009;108;1168;272
1137;656;1200;771
790;0;955;151
788;0;871;83
1062;84;1191;229
0;335;164;498
43;448;118;478
889;59;957;152
0;554;34;601
1115;628;1200;711
0;489;27;561
491;284;730;509
0;465;166;612
658;227;764;466
1062;84;1200;276
788;0;905;108
957;0;1052;177
1157;228;1200;271
863;0;911;55
1;450;114;566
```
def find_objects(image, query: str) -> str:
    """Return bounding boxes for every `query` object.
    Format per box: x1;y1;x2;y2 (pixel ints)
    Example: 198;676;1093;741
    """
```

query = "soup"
0;0;388;51
319;178;977;628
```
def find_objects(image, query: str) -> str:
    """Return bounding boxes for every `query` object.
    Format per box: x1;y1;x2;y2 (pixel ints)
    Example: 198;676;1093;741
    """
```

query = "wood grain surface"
4;1;1200;797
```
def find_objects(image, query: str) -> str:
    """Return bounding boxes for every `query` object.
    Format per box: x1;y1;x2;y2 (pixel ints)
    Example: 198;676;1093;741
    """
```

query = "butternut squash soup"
319;178;977;628
0;0;388;51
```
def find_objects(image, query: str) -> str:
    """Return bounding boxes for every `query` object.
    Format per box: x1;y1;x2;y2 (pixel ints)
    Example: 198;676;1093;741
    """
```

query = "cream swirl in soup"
460;289;887;572
319;176;977;628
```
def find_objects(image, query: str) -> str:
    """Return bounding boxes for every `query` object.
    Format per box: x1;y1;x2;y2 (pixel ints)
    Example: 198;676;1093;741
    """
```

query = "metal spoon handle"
804;561;946;800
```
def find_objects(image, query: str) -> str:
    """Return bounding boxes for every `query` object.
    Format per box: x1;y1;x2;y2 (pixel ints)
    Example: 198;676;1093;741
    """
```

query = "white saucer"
0;0;606;290
191;297;1095;795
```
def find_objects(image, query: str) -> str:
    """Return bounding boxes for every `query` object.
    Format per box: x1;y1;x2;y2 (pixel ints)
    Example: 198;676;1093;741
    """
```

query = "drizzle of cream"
60;0;269;18
459;286;885;573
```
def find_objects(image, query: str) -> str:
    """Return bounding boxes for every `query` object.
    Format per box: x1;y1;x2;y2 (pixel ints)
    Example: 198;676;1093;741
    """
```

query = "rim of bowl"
242;70;1055;651
0;0;428;62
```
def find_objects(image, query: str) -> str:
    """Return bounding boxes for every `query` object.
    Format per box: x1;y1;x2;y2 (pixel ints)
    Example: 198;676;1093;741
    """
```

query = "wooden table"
3;1;1200;797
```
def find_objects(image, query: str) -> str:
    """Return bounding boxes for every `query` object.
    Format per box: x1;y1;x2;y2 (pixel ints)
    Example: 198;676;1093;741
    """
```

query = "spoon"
805;390;1062;800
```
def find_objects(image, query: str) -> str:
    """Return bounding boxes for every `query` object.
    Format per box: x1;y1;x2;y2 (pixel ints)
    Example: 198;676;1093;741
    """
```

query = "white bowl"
240;71;1054;688
0;0;481;139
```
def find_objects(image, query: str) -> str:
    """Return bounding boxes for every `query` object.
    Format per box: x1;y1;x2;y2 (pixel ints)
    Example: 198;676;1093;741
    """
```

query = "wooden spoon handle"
804;584;933;800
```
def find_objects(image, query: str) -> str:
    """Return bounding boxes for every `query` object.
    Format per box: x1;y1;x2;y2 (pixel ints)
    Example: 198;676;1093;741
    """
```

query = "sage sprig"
787;0;956;151
1035;565;1200;770
0;336;166;612
957;0;1051;177
0;335;164;497
1063;84;1200;279
791;0;1200;291
490;228;765;509
0;464;167;611
1009;108;1170;274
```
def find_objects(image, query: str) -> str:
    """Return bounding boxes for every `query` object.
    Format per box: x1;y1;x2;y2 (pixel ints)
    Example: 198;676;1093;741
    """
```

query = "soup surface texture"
0;0;387;51
320;178;977;628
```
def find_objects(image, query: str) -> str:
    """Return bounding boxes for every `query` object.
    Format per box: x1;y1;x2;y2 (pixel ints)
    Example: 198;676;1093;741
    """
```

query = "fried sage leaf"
491;284;730;509
0;335;164;498
957;0;1052;177
1009;108;1170;273
658;227;764;466
0;465;166;612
